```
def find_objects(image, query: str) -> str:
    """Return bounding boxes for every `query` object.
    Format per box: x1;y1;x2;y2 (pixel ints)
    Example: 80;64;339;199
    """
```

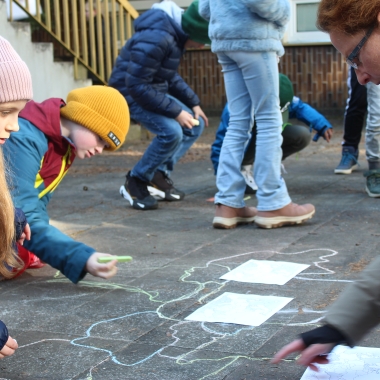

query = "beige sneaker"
213;204;257;229
255;202;315;229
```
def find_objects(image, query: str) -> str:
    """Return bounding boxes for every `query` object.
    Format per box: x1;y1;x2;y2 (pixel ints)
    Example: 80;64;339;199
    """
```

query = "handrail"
8;0;139;83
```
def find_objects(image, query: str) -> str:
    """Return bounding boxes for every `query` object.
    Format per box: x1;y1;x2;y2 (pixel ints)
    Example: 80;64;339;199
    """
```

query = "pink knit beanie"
0;36;33;103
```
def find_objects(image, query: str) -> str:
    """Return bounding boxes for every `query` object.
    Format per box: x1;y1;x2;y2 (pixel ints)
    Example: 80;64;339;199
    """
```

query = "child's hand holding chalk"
192;118;200;126
86;252;126;279
98;256;133;263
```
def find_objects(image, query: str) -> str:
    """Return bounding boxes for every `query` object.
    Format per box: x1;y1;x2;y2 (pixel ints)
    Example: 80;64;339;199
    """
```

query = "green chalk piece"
98;256;133;263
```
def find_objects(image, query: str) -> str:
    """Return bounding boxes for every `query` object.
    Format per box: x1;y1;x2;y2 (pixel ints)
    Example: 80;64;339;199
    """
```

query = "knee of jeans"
165;126;183;144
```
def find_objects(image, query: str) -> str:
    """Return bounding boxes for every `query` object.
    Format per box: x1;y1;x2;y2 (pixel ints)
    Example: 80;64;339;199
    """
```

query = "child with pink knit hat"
0;35;33;360
0;35;33;120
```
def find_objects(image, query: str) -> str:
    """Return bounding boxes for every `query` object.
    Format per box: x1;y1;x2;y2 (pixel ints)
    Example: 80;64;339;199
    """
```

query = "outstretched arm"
5;121;118;283
272;339;332;372
273;256;380;369
289;97;333;142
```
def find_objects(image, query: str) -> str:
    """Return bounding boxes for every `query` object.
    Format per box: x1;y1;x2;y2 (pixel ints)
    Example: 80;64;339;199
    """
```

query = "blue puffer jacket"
108;7;200;119
199;0;290;56
289;97;333;142
0;320;8;351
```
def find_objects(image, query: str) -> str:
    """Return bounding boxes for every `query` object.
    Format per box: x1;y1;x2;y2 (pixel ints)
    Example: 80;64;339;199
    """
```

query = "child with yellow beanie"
3;85;130;284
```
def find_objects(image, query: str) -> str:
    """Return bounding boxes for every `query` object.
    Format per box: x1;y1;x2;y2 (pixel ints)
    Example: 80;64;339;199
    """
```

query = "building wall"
178;45;348;115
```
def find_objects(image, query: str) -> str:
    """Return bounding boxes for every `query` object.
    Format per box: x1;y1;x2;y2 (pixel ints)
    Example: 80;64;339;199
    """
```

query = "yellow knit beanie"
60;86;130;151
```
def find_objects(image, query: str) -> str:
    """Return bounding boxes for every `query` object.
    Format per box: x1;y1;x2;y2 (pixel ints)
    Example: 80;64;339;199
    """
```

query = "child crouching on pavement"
0;35;34;359
4;85;130;284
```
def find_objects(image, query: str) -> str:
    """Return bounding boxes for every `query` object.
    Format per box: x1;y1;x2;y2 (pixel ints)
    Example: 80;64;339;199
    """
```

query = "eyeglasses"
346;25;375;69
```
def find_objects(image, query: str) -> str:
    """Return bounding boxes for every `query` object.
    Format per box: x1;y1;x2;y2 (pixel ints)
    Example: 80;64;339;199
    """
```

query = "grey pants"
242;123;311;166
365;81;380;164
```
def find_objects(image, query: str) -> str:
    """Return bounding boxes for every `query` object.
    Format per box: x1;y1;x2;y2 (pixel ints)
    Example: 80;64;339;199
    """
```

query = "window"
6;0;41;20
283;0;331;44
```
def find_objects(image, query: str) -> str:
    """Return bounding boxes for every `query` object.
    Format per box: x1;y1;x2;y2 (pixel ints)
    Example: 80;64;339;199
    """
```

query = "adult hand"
17;223;31;246
324;128;333;142
192;105;209;127
175;110;196;129
86;252;118;279
271;338;334;372
0;336;18;359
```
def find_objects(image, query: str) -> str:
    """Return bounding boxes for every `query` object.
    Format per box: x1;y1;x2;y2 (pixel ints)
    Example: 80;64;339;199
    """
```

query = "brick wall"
178;45;348;115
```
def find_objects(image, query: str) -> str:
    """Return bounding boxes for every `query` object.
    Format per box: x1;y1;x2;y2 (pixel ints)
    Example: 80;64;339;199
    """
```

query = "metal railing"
8;0;139;83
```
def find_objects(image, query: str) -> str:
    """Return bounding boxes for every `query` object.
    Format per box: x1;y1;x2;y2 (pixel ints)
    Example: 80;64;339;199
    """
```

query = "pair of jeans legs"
129;95;205;182
215;51;291;211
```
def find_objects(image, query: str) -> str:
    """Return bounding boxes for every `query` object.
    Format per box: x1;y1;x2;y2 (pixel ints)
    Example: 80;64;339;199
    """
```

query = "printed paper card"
220;259;310;285
185;292;293;326
300;345;380;379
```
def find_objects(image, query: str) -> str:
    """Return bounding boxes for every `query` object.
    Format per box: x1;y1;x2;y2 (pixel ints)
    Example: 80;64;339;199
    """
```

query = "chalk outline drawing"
16;248;352;380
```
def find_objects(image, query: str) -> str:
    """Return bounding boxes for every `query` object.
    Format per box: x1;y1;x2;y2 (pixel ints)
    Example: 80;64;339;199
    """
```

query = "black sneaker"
148;170;185;201
119;172;158;210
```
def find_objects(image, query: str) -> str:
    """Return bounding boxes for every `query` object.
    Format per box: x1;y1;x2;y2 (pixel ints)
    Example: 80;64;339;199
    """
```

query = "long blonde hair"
0;149;22;278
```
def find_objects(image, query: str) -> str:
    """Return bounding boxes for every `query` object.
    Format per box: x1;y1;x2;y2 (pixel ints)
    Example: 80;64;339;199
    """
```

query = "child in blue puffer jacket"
0;35;34;359
109;0;209;211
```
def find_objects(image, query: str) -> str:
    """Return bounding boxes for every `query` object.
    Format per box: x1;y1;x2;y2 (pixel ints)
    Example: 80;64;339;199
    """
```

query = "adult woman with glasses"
325;2;380;86
271;0;380;371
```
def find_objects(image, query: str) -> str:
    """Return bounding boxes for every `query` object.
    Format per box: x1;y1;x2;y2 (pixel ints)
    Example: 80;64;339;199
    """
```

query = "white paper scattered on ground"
300;345;380;379
220;259;310;285
185;292;293;326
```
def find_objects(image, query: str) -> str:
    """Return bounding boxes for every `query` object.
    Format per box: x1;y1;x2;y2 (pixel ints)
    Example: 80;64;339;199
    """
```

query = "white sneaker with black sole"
241;164;258;194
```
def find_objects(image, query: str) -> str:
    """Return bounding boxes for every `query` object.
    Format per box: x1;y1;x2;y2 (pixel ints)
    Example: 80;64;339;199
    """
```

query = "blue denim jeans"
129;95;205;181
215;51;291;211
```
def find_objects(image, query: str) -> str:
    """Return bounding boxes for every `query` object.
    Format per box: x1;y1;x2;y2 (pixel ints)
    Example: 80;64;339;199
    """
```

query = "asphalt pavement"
2;114;380;380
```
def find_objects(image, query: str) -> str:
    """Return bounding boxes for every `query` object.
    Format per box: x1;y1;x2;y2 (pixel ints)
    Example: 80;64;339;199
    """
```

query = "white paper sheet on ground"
300;345;380;379
220;259;310;285
185;292;293;326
